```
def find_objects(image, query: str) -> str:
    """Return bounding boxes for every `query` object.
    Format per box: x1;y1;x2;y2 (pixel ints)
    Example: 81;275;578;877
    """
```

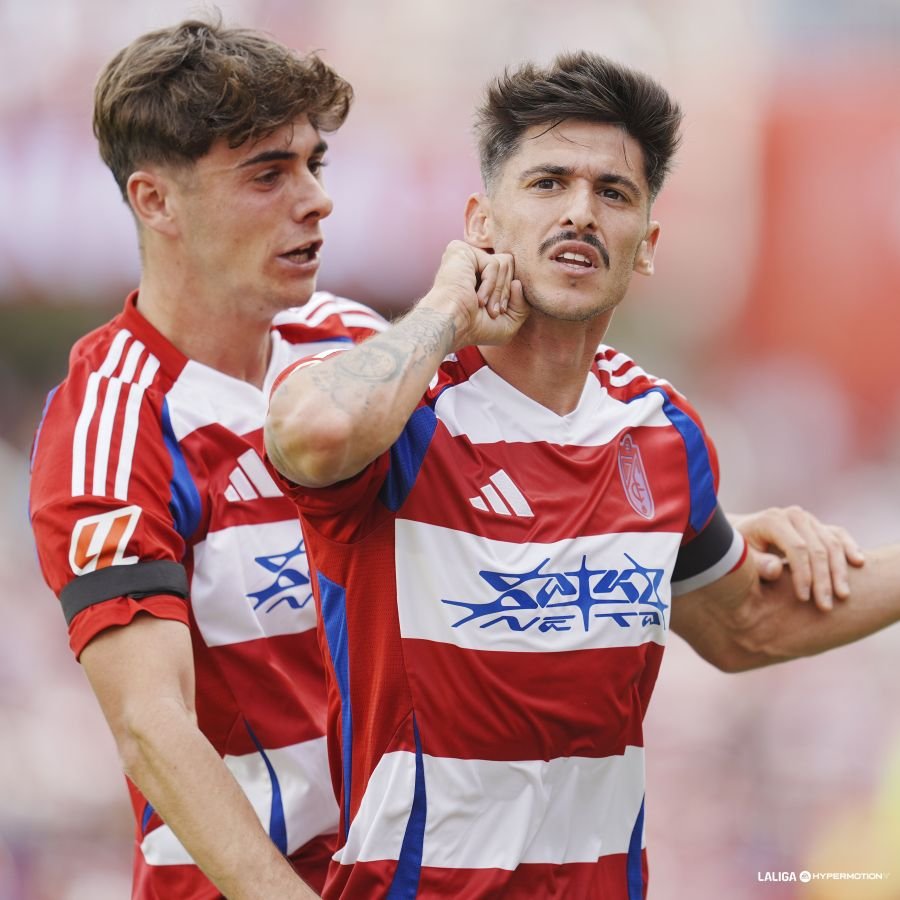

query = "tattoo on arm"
310;307;456;410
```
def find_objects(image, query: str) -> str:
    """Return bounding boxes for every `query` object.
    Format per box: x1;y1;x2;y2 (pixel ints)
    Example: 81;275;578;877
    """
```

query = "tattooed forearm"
333;341;408;383
396;306;457;358
309;306;456;412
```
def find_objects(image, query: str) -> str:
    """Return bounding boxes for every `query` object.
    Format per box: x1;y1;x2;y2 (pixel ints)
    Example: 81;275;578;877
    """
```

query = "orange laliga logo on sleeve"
68;506;142;576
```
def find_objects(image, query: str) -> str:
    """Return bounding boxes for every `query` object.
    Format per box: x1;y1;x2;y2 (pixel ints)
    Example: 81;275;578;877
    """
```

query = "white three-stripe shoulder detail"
70;330;160;499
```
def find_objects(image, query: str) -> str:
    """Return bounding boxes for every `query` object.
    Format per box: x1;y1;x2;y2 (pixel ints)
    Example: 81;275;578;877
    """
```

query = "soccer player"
264;54;900;897
28;20;386;900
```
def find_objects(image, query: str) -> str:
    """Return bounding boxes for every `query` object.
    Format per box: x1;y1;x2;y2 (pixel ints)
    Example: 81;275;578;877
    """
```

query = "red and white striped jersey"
275;343;745;899
29;291;385;899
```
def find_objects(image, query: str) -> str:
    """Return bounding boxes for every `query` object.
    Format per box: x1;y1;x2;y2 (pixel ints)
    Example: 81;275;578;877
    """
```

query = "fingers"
831;525;865;568
732;506;865;611
754;552;784;582
475;252;514;317
788;510;837;610
476;262;497;309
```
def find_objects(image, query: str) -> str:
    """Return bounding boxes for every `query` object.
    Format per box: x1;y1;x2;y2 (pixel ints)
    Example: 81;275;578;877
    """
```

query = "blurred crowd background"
1;0;899;897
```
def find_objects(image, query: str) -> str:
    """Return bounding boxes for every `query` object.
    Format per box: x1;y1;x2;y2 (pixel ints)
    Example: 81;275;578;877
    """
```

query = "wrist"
411;294;465;353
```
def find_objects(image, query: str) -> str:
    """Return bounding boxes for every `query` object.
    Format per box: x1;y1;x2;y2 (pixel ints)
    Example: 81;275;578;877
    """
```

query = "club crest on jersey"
618;433;654;519
442;553;667;634
246;540;312;614
69;506;141;575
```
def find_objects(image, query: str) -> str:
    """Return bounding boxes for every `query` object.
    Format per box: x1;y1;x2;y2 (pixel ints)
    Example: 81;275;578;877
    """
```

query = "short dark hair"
94;16;353;198
475;51;682;200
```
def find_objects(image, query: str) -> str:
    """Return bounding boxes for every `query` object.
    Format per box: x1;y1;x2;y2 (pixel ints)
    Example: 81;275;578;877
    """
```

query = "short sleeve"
658;386;746;596
29;375;193;656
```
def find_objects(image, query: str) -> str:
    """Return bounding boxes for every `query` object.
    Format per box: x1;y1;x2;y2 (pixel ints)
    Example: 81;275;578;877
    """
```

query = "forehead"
504;119;647;188
199;115;321;170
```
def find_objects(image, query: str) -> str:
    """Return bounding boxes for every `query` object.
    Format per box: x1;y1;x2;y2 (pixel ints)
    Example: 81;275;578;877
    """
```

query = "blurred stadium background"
1;0;899;897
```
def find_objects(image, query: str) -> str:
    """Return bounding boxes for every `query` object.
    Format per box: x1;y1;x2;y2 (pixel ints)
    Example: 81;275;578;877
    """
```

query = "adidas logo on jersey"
224;449;282;502
469;469;533;517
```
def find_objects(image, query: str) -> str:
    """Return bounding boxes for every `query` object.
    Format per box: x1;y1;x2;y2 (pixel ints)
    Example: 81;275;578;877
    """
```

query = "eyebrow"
238;140;329;168
519;164;643;199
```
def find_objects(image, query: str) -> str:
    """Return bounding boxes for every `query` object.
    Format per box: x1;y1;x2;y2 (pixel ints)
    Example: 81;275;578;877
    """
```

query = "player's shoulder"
31;312;172;479
593;343;679;402
272;291;388;341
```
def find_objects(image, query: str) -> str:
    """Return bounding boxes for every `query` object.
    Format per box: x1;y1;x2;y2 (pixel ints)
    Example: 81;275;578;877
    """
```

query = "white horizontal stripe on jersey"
435;366;672;446
140;736;338;866
71;329;130;496
167;359;270;442
670;528;746;596
335;746;645;869
191;519;317;647
395;520;678;653
168;339;355;442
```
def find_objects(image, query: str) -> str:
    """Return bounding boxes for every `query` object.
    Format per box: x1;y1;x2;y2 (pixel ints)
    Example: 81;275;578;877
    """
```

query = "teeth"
558;251;591;266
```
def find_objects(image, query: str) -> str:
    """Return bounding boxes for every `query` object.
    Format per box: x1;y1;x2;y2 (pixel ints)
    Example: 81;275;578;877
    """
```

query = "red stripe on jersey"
69;595;188;657
401;423;691;542
129;831;336;899
277;317;383;346
200;630;329;753
402;639;662;761
324;852;646;899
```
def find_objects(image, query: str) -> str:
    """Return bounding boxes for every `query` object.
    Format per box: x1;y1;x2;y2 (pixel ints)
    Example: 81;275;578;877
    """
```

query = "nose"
291;171;333;223
560;184;597;232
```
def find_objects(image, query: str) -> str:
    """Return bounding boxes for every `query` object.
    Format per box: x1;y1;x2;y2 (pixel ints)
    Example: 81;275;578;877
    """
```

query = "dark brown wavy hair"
94;15;353;197
475;51;682;201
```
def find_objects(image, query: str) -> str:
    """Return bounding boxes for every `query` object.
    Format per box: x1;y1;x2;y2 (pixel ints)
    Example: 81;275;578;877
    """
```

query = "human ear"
634;220;661;276
127;170;179;238
464;193;494;250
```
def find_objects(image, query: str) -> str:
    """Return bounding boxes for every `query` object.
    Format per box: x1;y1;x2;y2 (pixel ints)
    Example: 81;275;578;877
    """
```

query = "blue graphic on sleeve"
247;540;313;613
442;553;667;634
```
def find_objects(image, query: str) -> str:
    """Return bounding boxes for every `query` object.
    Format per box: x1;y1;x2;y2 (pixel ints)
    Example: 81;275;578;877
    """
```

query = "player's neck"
135;274;273;389
479;311;612;416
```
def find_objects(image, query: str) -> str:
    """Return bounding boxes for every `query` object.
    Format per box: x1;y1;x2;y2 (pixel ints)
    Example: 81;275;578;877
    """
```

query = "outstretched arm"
671;544;900;673
81;617;319;899
265;241;527;488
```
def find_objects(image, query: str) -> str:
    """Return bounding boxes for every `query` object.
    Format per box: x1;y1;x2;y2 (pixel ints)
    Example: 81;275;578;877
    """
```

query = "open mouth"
547;240;603;271
280;240;322;264
552;250;595;269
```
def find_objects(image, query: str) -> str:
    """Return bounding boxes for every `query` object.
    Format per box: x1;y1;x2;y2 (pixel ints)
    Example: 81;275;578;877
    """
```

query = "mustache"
538;231;610;269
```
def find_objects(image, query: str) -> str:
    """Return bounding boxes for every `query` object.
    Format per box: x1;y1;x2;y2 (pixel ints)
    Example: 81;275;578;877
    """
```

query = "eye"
254;169;282;186
600;187;626;201
309;158;328;178
532;178;559;190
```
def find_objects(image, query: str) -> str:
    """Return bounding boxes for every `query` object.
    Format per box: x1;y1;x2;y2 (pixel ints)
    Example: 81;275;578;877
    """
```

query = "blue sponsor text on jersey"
442;553;668;633
247;540;313;614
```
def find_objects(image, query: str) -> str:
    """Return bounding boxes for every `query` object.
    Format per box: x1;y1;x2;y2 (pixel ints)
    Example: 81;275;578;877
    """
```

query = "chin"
524;287;613;323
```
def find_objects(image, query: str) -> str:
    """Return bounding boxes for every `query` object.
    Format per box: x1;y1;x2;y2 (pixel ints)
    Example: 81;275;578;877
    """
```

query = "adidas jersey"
274;343;745;899
29;291;386;899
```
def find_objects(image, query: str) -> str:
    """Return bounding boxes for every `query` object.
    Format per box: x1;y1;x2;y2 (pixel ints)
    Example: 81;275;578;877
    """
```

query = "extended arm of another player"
80;616;319;900
670;544;900;673
265;241;526;488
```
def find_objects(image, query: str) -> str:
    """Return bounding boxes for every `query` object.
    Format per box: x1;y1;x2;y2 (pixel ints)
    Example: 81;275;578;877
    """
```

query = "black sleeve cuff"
672;504;735;582
59;560;188;625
